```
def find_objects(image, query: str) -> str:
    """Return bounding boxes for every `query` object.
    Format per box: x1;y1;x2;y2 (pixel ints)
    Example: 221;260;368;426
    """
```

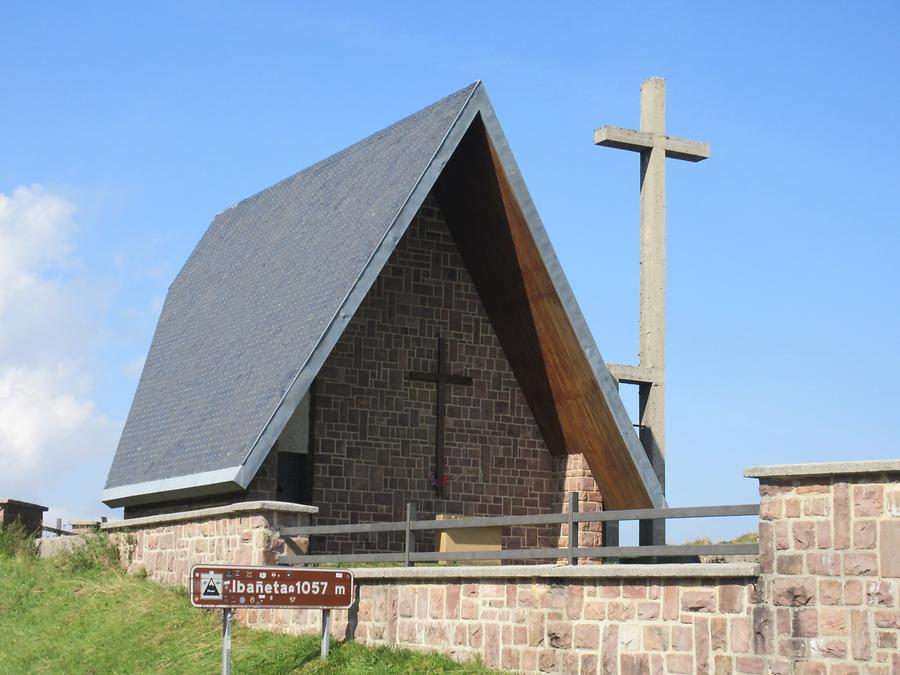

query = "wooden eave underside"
432;116;653;510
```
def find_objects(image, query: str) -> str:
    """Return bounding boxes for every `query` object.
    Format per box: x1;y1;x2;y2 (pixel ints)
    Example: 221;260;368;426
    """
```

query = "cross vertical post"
594;77;709;546
435;338;448;491
408;337;473;494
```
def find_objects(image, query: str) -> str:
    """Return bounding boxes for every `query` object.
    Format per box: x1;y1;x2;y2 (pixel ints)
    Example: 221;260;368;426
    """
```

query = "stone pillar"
746;460;900;673
556;454;604;552
0;498;48;536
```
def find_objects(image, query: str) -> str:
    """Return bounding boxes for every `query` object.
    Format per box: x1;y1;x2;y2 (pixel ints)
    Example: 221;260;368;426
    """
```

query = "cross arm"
444;375;473;386
606;363;664;385
593;126;710;162
408;372;472;385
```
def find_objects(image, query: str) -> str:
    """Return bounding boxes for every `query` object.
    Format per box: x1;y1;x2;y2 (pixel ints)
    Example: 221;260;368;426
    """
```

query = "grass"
0;527;497;675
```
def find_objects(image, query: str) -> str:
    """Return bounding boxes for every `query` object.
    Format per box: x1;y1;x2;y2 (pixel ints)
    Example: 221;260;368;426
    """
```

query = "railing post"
568;491;579;566
604;518;620;564
404;503;416;567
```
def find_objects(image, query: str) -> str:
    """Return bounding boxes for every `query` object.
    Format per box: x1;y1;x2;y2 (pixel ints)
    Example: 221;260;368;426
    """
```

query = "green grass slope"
0;529;495;675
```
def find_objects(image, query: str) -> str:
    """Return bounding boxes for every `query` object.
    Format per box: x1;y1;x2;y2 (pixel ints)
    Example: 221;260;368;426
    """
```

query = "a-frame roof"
103;82;665;510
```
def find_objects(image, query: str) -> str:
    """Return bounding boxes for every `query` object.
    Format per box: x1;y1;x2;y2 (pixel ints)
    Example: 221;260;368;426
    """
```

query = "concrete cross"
594;77;709;546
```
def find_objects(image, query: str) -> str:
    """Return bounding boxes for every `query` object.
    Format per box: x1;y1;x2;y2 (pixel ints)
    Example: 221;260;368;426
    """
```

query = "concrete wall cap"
0;498;48;511
744;459;900;480
348;562;759;581
101;500;318;530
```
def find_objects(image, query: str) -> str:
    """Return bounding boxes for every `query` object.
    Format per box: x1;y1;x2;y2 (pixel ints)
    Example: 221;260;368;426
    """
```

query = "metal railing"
41;525;74;536
276;497;759;566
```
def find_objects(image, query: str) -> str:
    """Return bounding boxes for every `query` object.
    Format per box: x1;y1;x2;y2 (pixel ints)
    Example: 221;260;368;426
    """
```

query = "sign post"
321;609;331;658
190;564;354;672
222;607;232;675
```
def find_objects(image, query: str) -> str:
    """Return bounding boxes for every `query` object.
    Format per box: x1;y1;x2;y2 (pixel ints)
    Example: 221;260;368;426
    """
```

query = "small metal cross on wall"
408;337;472;493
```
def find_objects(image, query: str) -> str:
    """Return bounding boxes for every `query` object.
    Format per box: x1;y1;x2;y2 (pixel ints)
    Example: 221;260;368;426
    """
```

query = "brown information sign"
190;565;354;610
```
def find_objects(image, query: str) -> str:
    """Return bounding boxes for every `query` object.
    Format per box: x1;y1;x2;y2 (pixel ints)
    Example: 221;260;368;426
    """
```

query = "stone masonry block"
803;497;828;517
833;483;851;550
682;590;717;613
791;521;815;550
666;653;694;673
719;585;743;613
806;552;840;576
776;554;803;575
810;638;848;659
853;519;877;548
573;623;599;649
865;581;894;607
771;578;816;606
843;580;864;605
672;624;692;651
643;625;668;651
730;617;751;653
880;520;900;577
850;609;873;660
853;485;883;517
818;607;848;635
711;616;727;652
887;490;900;516
843;552;878;576
818;579;842;605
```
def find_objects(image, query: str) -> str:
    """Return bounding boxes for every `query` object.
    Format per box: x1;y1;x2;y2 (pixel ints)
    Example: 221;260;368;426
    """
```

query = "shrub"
0;521;37;558
56;532;122;573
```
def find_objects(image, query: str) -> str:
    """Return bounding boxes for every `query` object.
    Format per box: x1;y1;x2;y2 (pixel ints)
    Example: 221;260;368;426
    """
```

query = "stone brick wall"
307;194;602;553
754;465;900;673
104;502;313;586
243;463;899;674
98;461;900;674
235;568;759;674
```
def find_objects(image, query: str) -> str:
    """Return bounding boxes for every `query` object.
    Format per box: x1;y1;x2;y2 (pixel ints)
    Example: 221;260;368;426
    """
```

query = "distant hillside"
684;531;759;546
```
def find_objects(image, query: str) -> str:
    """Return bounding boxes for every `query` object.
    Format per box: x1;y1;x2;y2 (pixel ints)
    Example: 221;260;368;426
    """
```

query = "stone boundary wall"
748;461;900;673
244;462;900;673
87;461;899;673
236;564;760;674
101;501;315;586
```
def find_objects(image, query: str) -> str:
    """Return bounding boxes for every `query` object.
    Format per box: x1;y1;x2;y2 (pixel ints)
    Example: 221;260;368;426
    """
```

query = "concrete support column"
596;77;709;543
638;78;667;547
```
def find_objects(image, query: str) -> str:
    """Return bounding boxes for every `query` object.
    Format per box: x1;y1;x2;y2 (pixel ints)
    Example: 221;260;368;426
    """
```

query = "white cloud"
0;186;75;310
0;366;105;473
0;185;120;518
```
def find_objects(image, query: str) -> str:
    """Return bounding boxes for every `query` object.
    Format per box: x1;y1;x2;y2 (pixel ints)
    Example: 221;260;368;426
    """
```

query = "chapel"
103;82;664;550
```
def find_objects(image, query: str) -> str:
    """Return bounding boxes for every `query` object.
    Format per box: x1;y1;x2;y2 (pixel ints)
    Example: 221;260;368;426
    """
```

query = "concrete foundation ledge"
101;500;318;531
348;562;759;580
744;458;900;479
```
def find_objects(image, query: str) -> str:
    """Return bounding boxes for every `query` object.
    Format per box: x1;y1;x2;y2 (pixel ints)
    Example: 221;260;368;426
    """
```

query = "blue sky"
1;2;898;542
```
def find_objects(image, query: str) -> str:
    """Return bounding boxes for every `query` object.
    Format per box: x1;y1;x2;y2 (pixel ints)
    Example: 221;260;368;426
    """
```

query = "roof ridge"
216;82;480;221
